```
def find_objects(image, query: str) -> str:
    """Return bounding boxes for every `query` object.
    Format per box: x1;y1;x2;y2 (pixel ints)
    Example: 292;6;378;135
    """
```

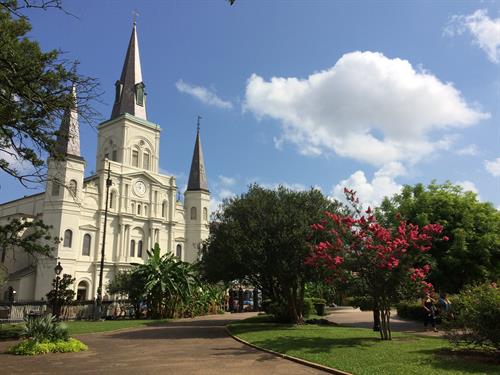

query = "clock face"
134;180;147;196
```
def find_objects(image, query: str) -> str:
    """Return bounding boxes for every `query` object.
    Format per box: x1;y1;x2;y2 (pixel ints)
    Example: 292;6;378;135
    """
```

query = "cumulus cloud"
456;180;480;195
244;51;488;166
331;162;406;208
176;79;233;109
444;9;500;63
456;144;478;156
485;157;500;176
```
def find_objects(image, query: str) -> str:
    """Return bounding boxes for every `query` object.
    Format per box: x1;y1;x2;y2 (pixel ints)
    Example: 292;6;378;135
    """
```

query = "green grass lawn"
228;317;499;375
0;319;169;339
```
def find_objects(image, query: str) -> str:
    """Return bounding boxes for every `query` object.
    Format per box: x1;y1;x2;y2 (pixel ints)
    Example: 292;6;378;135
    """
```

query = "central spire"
111;22;147;120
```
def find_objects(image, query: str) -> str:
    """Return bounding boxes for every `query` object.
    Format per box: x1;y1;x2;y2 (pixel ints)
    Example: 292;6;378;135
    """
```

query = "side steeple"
111;22;147;120
56;85;80;157
187;117;209;192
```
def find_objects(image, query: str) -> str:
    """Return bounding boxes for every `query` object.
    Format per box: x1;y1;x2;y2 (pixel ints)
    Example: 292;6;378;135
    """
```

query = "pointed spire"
111;22;147;120
56;85;80;157
187;119;209;192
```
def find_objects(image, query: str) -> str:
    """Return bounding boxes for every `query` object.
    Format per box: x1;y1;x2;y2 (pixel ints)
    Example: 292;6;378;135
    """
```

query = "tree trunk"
379;308;392;340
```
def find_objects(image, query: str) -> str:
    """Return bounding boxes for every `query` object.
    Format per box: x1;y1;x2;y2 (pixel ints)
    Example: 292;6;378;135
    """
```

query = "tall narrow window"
52;180;60;196
132;150;139;167
138;240;143;258
144;205;148;216
82;234;91;256
137;204;142;215
109;191;115;209
130;240;136;257
112;149;118;161
143;152;150;170
136;82;145;106
162;201;166;218
176;244;182;259
63;229;73;248
191;207;197;220
203;207;208;221
69;179;77;196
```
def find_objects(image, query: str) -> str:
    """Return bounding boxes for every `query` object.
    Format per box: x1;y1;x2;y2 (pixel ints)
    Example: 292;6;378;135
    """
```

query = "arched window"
136;82;145;106
63;229;73;248
138;240;143;258
69;179;77;196
130;240;136;257
191;207;197;220
144;205;148;216
82;234;91;256
112;149;118;161
52;180;60;196
203;207;208;221
143;152;150;170
176;244;182;259
137;204;142;215
77;281;89;301
132;150;139;167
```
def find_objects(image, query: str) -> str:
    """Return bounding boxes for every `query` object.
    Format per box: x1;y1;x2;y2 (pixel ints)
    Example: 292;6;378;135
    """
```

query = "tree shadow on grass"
251;335;380;355
414;347;500;373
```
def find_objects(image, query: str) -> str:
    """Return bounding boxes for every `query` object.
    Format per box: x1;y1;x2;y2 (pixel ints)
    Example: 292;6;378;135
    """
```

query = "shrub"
444;283;500;349
7;338;88;356
23;314;69;342
346;296;374;311
396;301;425;321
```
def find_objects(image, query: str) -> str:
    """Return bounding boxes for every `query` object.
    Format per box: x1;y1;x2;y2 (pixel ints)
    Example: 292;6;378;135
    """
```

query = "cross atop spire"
56;85;81;157
111;22;147;120
197;115;202;132
187;118;209;192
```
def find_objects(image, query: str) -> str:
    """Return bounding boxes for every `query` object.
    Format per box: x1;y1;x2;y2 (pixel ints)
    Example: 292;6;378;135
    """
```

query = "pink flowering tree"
306;188;447;340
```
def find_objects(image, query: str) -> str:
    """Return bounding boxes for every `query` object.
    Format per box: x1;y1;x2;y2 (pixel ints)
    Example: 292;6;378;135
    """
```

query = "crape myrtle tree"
377;182;500;293
306;188;446;340
200;184;343;324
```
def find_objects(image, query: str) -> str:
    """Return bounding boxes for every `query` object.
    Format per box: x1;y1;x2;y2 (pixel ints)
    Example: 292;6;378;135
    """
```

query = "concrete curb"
225;326;352;375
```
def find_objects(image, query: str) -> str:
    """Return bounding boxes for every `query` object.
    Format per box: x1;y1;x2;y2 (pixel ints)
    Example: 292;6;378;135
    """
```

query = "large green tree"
378;182;500;293
201;184;343;324
0;1;99;187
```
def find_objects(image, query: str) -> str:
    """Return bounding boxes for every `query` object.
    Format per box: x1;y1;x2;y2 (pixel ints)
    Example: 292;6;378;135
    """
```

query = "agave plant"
23;314;69;343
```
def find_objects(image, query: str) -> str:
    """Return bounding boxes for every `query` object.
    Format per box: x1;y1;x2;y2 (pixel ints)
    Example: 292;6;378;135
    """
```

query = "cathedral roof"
56;85;80;157
187;126;209;192
111;22;147;120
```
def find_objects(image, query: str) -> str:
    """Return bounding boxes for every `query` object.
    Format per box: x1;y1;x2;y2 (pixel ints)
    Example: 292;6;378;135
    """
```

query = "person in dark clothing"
422;293;438;332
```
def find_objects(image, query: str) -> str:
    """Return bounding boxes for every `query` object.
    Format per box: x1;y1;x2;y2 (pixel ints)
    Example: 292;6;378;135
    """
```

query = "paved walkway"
325;307;444;336
0;313;326;375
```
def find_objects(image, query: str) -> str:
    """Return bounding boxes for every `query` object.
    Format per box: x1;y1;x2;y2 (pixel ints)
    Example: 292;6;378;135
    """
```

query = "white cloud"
331;162;406;208
456;144;478;156
175;79;233;109
456;180;480;196
445;9;500;63
218;175;236;186
244;51;489;166
485;157;500;176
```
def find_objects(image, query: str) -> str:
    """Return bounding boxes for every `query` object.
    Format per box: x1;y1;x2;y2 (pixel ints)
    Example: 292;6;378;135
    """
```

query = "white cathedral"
0;23;210;302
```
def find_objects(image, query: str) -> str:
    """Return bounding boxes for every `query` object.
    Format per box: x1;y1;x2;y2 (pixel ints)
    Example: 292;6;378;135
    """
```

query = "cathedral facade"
0;23;210;302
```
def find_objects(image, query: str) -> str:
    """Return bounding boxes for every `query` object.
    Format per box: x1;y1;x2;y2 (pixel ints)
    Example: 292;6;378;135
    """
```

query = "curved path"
0;313;326;375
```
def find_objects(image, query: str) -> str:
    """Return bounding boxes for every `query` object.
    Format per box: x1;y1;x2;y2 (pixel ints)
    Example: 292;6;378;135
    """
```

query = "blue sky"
2;0;499;209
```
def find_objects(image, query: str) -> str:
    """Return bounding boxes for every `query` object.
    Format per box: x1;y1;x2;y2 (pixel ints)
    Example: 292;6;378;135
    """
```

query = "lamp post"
95;161;112;320
53;261;63;320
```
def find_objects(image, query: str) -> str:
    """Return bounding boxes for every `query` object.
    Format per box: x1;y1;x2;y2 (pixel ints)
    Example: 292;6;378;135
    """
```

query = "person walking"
423;293;438;332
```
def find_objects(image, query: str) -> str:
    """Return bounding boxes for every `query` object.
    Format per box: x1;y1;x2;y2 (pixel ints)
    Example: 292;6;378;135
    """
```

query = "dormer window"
135;82;145;106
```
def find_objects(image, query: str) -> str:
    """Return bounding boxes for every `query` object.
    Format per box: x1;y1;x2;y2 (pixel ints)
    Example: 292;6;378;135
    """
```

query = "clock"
134;180;147;196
